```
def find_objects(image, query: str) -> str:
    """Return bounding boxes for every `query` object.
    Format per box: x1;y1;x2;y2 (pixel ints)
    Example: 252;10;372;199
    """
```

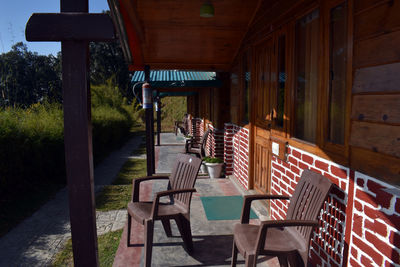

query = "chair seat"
233;223;307;257
128;201;187;224
188;147;201;153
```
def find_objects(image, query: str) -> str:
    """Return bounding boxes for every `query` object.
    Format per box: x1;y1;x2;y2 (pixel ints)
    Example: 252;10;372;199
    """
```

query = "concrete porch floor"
113;133;280;267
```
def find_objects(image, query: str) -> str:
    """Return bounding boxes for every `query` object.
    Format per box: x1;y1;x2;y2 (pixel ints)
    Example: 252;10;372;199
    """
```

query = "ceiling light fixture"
200;1;214;18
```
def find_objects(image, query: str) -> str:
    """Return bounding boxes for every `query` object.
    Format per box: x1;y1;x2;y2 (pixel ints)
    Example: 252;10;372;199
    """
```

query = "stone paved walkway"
113;133;278;267
0;135;144;266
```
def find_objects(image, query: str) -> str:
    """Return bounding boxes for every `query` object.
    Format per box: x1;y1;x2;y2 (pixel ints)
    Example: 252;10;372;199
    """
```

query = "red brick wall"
207;124;224;159
224;123;249;189
190;119;225;160
270;146;349;266
349;172;400;267
270;145;400;267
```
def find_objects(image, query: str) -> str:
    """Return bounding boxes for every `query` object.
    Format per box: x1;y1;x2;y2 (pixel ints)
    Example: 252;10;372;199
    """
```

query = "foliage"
0;43;62;107
203;156;224;164
89;39;130;99
0;36;130;108
158;96;187;132
52;229;123;267
0;81;139;236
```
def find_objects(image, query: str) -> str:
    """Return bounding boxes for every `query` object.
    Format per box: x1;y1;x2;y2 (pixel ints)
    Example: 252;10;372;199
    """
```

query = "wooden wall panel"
354;0;400;41
230;59;241;125
354;0;391;14
352;62;400;93
350;121;400;158
351;146;400;184
353;30;400;68
351;95;400;124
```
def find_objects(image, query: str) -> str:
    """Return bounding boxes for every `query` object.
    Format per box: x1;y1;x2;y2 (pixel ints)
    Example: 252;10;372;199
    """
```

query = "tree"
0;43;62;107
89;40;131;99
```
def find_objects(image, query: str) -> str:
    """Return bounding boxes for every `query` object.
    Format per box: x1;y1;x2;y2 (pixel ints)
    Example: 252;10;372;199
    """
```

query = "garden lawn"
54;140;147;266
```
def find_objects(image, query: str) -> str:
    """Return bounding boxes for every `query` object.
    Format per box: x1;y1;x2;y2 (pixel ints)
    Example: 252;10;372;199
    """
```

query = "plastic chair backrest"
169;153;202;206
286;169;333;245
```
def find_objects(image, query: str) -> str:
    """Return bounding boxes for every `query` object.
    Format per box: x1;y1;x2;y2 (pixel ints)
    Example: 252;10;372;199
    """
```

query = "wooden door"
252;38;274;193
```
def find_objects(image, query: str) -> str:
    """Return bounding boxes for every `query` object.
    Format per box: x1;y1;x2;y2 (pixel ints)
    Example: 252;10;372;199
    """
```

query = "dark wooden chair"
174;114;189;135
127;153;202;267
185;129;211;159
231;169;333;267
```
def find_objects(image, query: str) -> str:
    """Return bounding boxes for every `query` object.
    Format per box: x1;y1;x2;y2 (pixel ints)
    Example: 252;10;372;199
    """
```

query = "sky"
0;0;110;56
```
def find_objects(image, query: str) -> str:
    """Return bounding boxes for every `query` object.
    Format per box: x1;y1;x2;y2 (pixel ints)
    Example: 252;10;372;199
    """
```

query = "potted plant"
200;161;208;174
203;156;224;178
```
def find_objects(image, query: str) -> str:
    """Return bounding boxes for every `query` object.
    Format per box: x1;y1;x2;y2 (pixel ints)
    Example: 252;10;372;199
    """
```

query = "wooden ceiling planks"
119;0;260;70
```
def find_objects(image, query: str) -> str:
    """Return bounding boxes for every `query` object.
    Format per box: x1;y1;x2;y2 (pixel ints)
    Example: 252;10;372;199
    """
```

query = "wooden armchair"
127;153;202;267
231;169;333;267
185;129;211;159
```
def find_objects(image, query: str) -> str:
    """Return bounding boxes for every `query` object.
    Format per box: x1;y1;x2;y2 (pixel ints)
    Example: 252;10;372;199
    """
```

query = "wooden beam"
59;1;99;266
26;13;115;41
118;0;145;70
62;40;99;266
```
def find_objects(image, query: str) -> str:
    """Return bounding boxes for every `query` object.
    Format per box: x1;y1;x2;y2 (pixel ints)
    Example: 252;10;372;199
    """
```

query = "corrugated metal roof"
131;70;221;88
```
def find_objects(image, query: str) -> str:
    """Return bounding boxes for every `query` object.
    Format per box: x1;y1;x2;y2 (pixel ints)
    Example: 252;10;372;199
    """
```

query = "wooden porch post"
156;94;161;146
25;1;116;265
144;65;155;175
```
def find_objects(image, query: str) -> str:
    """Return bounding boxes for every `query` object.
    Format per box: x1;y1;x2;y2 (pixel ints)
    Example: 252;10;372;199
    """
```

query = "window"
276;35;286;128
294;9;320;143
328;2;347;145
242;50;250;123
230;63;240;124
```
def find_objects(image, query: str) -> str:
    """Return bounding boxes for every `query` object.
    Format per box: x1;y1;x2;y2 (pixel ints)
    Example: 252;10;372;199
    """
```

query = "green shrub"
0;81;140;215
203;156;224;164
0;103;65;192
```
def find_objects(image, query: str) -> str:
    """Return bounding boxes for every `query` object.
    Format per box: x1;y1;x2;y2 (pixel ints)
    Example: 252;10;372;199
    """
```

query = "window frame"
321;0;353;159
282;1;352;165
288;6;325;153
240;48;251;126
271;27;290;138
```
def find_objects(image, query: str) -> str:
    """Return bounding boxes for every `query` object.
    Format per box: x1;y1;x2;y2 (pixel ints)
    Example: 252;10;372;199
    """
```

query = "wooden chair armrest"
151;188;197;218
132;176;169;202
240;194;290;223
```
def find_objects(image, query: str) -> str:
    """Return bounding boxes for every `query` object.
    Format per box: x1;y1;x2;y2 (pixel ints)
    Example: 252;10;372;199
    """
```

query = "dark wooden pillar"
144;66;155;175
60;2;97;266
216;72;231;129
62;40;98;266
25;1;116;266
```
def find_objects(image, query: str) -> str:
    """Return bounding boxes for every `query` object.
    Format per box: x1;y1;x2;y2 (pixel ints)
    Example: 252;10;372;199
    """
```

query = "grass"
96;138;147;211
52;229;123;267
114;157;147;185
158;96;187;132
54;135;147;265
